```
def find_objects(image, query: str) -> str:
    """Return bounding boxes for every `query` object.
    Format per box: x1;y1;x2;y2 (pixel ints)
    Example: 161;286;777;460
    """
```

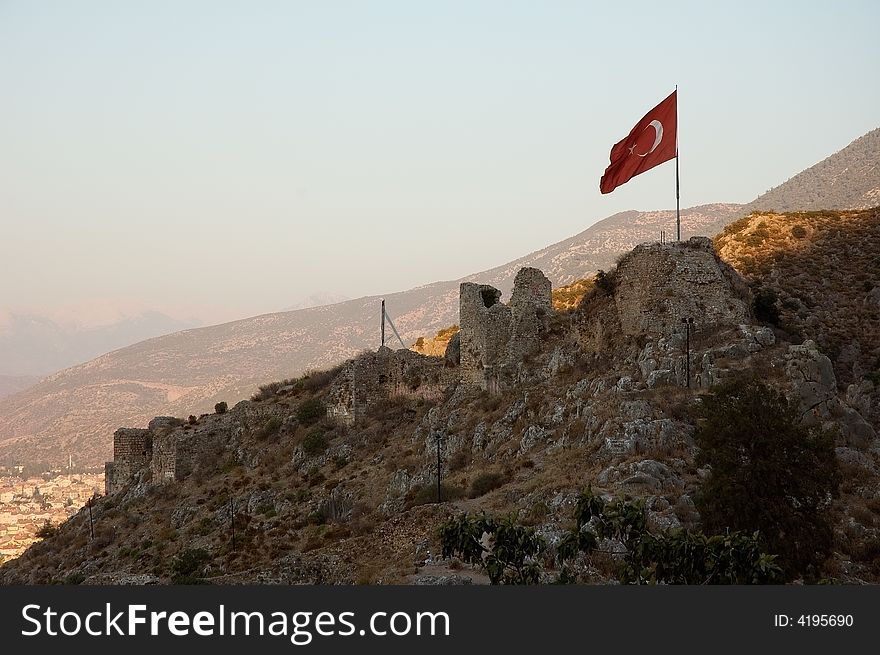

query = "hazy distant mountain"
0;204;741;467
0;308;201;377
0;375;39;401
284;292;351;312
0;127;876;467
745;128;880;213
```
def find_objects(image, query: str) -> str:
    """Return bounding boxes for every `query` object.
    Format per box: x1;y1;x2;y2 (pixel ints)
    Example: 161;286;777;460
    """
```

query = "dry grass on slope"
715;208;880;387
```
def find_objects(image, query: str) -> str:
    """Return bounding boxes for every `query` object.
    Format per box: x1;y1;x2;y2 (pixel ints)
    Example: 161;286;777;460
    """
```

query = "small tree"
296;398;325;425
594;269;615;295
214;401;228;415
440;490;781;584
171;548;212;584
752;287;780;325
439;514;545;584
693;377;840;579
36;519;56;539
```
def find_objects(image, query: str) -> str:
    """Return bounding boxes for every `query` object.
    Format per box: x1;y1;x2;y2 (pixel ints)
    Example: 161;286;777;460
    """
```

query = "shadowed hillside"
716;207;880;429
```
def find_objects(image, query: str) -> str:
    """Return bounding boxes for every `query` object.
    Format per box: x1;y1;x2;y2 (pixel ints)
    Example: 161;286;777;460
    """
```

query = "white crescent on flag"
635;120;663;157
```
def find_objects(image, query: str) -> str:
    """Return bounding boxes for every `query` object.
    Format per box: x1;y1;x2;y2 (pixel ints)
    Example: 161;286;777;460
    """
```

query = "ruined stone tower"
459;267;552;391
613;236;749;336
105;428;151;495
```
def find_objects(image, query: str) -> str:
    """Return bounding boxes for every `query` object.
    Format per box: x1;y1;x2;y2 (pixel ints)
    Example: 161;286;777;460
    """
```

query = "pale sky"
1;1;878;322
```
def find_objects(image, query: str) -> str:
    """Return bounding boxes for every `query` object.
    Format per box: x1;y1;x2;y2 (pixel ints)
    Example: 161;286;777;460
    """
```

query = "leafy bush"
439;514;545;584
693;378;840;579
440;489;783;585
752;287;780;325
301;430;329;456
407;483;466;507
187;415;198;425
64;572;86;585
214;401;228;415
594;269;615;295
258;416;283;440
171;548;212;584
791;224;807;239
468;471;508;498
36;520;56;539
558;490;781;584
296;398;325;425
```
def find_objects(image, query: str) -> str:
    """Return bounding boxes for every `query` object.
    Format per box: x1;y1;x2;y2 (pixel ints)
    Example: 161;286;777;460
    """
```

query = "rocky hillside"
744;128;880;213
2;235;877;585
1;126;877;469
0;204;740;468
0;375;39;401
716;207;880;428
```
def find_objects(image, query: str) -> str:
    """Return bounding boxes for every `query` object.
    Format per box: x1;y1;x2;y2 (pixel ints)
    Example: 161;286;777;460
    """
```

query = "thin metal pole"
88;497;94;540
230;499;236;551
685;321;691;388
381;299;385;348
676;155;681;241
675;84;681;241
436;435;442;503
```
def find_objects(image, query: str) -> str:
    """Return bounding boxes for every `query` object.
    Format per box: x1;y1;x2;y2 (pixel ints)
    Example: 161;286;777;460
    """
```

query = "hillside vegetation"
716;208;880;389
2;126;877;471
3;221;879;585
745;128;880;213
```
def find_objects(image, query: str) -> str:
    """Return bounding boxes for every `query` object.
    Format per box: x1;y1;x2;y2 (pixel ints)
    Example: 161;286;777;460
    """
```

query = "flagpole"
675;84;680;241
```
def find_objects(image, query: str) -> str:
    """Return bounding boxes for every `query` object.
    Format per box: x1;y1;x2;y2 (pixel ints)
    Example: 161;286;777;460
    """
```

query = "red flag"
600;90;677;194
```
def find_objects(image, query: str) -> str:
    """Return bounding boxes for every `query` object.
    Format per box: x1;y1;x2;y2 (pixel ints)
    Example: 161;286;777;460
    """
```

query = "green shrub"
469;471;507;498
752;287;780;325
296;398;325;425
214;401;228;415
64;572;86;585
408;483;466;507
439;515;545;584
36;520;56;539
594;269;615;295
302;430;329;456
440;489;783;585
171;548;212;584
693;378;840;580
258;416;283;440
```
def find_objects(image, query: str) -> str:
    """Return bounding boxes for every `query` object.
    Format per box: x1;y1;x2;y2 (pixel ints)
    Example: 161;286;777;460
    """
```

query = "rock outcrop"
614;236;750;337
459;267;552;391
784;340;876;448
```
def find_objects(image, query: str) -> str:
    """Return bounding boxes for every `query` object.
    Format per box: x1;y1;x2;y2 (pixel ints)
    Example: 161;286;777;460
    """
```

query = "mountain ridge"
0;126;878;467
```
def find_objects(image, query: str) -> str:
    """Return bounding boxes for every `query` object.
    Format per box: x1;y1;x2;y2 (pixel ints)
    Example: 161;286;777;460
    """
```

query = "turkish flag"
600;90;677;194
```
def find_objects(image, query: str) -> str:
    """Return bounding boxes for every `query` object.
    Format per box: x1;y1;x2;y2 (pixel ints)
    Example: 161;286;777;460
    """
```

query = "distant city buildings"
0;473;103;562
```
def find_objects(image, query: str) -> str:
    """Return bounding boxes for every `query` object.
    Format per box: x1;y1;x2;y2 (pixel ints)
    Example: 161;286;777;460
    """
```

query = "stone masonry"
326;346;455;425
613;236;749;336
459;267;552;391
105;428;151;495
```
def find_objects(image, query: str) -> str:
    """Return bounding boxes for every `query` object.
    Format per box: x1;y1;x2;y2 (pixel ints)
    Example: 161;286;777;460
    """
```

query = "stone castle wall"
614;236;749;337
326;346;454;425
459;267;552;390
106;428;151;495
